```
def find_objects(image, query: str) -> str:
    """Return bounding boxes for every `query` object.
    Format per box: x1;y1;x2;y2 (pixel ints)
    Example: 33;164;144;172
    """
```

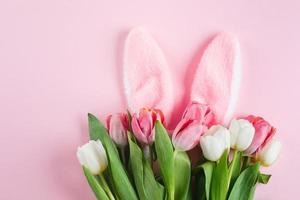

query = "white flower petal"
229;119;255;151
200;125;230;161
258;139;281;167
229;119;239;147
76;140;108;175
200;136;223;161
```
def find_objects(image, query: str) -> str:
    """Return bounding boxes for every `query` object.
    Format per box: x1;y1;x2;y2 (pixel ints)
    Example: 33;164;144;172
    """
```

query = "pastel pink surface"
0;0;299;199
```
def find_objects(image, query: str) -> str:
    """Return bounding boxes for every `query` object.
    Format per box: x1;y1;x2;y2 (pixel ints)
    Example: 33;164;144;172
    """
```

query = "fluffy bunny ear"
190;33;241;124
123;27;173;118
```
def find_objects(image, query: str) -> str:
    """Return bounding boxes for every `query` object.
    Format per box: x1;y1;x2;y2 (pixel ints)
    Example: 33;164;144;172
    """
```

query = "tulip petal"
76;140;108;175
236;125;255;151
244;116;275;155
200;135;224;161
229;120;239;147
182;102;216;127
106;113;129;146
139;110;154;139
200;125;230;161
229;119;255;151
131;114;149;144
173;121;204;151
258;139;281;167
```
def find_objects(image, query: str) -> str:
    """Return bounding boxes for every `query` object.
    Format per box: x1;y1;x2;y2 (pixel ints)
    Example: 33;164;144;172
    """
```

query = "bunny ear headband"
123;27;241;125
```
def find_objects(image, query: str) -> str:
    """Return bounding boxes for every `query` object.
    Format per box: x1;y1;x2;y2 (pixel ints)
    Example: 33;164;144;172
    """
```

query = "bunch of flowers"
76;27;281;200
77;103;281;200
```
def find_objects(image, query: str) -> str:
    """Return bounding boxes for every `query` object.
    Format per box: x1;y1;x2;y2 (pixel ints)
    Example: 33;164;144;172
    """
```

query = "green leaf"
88;113;119;156
194;171;205;200
88;114;138;200
103;170;119;200
202;162;214;200
82;166;110;200
128;135;163;200
144;161;165;200
228;163;260;200
156;182;166;200
128;136;148;199
186;185;192;200
155;121;175;200
258;173;271;184
211;150;229;200
241;156;251;171
174;150;191;200
193;161;214;200
247;184;257;200
228;151;242;192
97;174;116;200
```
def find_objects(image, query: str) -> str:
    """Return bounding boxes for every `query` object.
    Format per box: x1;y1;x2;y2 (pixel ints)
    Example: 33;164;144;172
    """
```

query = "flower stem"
98;174;115;200
241;155;251;170
143;145;153;166
120;146;127;168
228;150;241;189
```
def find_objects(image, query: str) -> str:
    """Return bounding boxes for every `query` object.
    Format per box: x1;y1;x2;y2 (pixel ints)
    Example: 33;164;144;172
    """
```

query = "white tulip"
77;140;108;175
257;139;281;167
200;125;230;161
229;119;255;151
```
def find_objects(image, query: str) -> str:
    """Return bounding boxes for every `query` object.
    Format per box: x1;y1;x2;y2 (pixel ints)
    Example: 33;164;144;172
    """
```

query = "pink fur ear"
123;27;173;118
190;33;241;124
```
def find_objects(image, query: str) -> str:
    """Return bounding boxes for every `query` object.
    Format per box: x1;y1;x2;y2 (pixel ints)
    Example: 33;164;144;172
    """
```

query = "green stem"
228;150;238;179
241;155;251;170
143;145;153;166
168;189;175;200
228;150;242;190
120;146;127;168
98;174;115;200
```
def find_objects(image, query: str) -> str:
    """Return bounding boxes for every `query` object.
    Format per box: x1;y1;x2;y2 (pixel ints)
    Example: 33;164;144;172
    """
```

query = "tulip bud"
244;115;276;155
257;139;281;167
229;119;255;151
172;118;206;151
183;101;215;126
171;102;216;151
131;108;164;145
200;125;230;161
106;113;129;147
77;140;108;175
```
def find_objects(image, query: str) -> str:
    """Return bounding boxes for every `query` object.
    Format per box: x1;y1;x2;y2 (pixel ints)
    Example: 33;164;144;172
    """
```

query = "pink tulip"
131;108;165;145
244;115;276;155
172;118;206;151
106;113;129;147
182;101;216;126
172;102;216;151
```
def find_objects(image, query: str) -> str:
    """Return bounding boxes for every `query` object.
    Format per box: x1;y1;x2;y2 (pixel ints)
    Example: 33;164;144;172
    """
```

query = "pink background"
1;0;299;199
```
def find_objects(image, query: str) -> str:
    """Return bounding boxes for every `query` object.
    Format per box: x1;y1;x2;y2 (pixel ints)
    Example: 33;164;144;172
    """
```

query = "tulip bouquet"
76;28;281;200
